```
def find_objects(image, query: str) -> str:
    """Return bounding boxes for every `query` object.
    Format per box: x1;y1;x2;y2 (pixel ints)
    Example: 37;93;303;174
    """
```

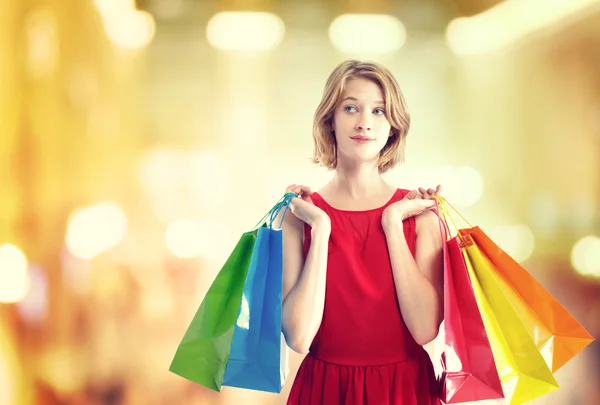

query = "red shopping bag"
439;236;504;403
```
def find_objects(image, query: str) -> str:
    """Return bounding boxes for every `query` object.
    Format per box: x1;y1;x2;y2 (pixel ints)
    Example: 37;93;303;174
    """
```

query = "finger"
293;185;312;195
405;189;419;200
435;184;442;195
286;184;298;193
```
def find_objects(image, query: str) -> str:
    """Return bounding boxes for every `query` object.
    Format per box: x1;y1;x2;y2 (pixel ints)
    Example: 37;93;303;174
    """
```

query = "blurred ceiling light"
446;0;600;55
0;244;30;304
103;9;156;49
166;219;202;258
65;202;128;260
206;11;285;51
93;0;135;17
487;224;535;263
25;9;59;78
329;14;406;54
571;235;600;277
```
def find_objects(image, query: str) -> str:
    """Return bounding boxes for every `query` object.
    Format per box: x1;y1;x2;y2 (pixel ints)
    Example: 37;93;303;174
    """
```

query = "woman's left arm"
383;210;444;345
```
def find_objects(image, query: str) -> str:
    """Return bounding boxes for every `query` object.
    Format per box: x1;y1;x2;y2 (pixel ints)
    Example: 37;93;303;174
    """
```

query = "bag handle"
252;192;298;231
431;196;471;246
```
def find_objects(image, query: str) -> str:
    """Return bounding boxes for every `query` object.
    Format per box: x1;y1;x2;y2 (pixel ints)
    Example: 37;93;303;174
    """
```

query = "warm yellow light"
25;9;59;78
65;202;128;260
38;346;85;394
0;244;30;303
206;12;285;51
386;165;484;208
139;149;231;221
487;224;535;263
196;220;235;261
188;150;229;205
93;0;135;18
166;219;202;258
165;219;233;260
329;14;406;54
103;10;156;49
446;0;600;55
449;166;484;207
0;323;20;405
571;235;600;277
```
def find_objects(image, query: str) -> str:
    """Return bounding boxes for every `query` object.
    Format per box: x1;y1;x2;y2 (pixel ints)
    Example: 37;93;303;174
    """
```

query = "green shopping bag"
169;193;295;391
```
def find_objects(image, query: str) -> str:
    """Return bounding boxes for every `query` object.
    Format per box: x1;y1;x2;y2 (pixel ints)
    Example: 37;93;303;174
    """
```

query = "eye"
344;105;357;113
374;108;385;115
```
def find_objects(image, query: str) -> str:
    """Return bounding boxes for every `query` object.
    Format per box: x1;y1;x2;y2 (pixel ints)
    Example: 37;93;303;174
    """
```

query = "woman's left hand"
382;185;442;230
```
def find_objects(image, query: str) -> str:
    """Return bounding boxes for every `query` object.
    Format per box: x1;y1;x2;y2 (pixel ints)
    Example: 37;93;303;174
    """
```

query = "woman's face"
331;77;392;168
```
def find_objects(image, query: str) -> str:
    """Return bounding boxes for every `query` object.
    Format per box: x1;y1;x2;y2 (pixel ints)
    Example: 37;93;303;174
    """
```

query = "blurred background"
1;0;600;404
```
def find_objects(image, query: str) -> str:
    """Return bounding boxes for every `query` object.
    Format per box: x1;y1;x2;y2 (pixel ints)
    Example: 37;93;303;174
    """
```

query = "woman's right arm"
276;187;331;354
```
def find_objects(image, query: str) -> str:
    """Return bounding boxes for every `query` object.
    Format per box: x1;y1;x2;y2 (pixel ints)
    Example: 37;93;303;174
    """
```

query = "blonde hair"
311;60;410;173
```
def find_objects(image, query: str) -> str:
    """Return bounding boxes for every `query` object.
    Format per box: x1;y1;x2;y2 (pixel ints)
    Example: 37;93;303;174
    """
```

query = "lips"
350;136;373;141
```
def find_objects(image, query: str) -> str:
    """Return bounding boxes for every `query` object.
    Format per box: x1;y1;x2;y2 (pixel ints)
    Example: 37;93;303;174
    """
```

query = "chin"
342;152;381;166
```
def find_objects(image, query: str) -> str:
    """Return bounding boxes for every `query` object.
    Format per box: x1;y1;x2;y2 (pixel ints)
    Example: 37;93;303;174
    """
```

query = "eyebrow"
341;96;385;105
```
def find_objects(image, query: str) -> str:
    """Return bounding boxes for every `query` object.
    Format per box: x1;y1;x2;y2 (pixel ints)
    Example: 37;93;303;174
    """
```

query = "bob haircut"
311;60;410;173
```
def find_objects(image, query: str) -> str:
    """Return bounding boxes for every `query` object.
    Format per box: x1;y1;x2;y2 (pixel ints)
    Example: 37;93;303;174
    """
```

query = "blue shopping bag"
221;194;293;392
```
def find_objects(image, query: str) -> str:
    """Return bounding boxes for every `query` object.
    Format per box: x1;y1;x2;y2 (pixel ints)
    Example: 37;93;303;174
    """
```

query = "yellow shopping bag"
462;235;559;405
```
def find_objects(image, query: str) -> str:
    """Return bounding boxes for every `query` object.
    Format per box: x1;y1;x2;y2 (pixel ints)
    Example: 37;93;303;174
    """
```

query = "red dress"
287;189;442;405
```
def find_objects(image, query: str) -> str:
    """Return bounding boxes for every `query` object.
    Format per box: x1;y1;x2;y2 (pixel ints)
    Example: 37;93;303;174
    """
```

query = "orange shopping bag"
466;227;594;372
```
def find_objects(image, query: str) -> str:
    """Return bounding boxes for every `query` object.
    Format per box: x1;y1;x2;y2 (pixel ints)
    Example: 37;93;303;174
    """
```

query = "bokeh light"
165;219;202;258
94;0;155;49
446;0;600;55
65;202;128;260
206;12;285;51
329;14;406;54
25;8;58;78
486;224;536;263
571;235;600;277
0;244;30;303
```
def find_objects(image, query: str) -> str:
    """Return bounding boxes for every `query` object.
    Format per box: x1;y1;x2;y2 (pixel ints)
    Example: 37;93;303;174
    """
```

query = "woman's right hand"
285;184;330;229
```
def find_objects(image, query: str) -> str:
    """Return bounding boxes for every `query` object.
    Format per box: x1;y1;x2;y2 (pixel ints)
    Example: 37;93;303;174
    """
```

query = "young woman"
279;60;444;405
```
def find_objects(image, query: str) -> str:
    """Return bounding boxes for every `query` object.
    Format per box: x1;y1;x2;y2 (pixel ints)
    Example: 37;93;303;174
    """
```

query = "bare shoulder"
416;210;443;235
277;204;303;231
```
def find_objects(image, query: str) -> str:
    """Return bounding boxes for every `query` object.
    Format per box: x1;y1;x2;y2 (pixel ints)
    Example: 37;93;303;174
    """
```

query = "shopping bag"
222;200;291;392
439;235;504;404
169;193;295;392
463;236;559;405
466;226;594;372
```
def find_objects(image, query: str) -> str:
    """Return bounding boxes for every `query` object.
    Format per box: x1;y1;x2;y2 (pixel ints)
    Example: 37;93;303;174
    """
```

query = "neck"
331;159;387;199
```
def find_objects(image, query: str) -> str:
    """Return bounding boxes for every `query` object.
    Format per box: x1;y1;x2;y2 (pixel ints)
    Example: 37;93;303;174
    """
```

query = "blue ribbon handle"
252;192;298;231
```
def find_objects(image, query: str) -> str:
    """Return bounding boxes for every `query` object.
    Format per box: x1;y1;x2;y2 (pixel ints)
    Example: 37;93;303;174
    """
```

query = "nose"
356;112;372;131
